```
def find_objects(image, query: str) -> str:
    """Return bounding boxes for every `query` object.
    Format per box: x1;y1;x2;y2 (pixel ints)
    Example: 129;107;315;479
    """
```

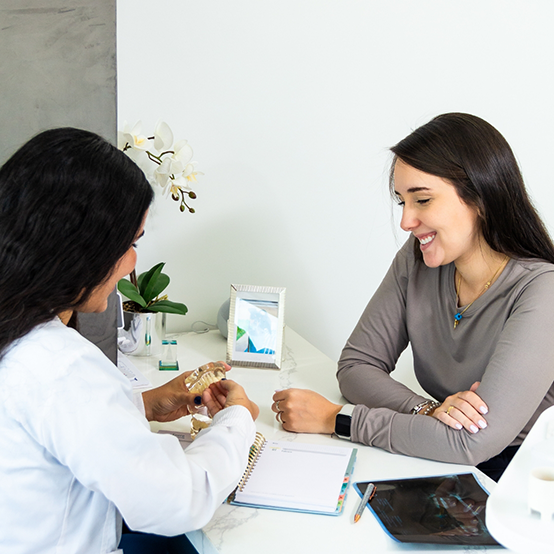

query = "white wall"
117;1;554;388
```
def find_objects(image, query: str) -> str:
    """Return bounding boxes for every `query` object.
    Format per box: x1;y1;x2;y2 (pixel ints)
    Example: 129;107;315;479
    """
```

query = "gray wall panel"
0;0;118;363
0;1;117;161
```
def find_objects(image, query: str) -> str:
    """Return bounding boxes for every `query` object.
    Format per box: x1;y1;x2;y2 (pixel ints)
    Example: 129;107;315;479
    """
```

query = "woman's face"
78;214;147;314
394;160;480;268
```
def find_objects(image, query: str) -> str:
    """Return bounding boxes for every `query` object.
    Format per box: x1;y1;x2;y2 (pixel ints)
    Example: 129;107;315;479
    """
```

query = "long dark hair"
0;127;153;357
390;112;554;264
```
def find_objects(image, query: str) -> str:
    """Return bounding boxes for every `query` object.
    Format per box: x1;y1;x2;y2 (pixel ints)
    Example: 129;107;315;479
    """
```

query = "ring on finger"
275;400;280;412
446;406;454;416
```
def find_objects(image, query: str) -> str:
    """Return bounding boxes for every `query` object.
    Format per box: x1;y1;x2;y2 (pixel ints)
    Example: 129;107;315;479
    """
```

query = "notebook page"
235;440;354;512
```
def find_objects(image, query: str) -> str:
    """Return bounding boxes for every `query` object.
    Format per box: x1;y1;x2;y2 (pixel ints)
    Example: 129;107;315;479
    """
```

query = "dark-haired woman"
272;113;554;481
0;128;258;553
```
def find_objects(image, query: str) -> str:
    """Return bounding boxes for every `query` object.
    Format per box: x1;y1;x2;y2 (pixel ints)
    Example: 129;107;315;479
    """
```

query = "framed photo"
226;284;286;370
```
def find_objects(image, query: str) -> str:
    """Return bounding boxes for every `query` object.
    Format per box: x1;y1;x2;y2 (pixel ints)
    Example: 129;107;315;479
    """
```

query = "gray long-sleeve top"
337;237;554;466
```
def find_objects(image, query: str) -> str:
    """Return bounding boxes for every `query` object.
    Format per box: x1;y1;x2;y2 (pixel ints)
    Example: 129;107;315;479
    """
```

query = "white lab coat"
0;319;256;553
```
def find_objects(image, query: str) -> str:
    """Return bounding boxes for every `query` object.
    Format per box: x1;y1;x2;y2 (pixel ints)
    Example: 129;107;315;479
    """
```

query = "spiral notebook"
228;433;357;515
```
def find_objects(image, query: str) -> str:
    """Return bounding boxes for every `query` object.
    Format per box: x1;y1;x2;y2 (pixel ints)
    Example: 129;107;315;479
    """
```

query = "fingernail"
478;420;487;429
455;423;462;430
470;425;479;433
221;378;227;381
194;396;202;405
480;406;488;414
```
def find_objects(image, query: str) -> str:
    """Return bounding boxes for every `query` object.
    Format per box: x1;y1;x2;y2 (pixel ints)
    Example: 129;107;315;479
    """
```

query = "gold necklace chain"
453;256;509;329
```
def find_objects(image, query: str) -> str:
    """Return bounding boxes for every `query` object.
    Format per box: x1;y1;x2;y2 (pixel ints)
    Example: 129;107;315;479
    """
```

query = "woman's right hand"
202;379;259;421
271;388;342;434
432;381;488;434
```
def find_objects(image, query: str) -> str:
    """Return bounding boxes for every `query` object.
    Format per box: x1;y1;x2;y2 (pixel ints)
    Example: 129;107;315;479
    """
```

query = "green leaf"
137;272;146;291
138;262;165;297
139;262;166;303
117;279;147;308
146;272;170;303
148;299;188;315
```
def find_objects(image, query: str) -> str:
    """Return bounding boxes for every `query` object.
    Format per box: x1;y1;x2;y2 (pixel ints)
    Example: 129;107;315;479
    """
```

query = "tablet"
355;473;499;546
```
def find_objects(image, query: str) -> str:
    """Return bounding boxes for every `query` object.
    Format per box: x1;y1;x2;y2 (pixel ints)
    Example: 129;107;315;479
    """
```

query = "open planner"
228;433;357;515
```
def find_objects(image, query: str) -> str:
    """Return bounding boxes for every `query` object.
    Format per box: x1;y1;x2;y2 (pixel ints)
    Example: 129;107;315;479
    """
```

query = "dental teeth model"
185;362;227;439
190;412;212;440
185;362;226;394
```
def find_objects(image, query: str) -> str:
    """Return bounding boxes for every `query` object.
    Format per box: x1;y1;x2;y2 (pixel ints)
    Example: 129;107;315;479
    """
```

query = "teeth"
419;234;435;245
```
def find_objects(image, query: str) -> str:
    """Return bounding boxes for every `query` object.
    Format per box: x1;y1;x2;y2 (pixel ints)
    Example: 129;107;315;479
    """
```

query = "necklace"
453;256;509;329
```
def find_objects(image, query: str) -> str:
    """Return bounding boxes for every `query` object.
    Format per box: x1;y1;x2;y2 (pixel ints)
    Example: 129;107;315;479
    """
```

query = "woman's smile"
417;232;437;249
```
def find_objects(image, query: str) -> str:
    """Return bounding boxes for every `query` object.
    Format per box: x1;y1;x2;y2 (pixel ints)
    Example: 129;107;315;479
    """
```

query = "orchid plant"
118;262;188;316
118;121;202;213
117;121;202;317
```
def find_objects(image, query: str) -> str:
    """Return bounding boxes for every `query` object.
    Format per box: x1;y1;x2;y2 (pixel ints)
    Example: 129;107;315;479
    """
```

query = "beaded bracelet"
411;400;441;416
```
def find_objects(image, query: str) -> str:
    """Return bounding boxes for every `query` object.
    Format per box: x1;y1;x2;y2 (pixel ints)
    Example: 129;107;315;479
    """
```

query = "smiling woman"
272;113;554;482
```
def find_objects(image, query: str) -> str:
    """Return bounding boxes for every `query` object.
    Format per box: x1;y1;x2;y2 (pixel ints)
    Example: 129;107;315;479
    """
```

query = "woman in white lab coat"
0;128;258;554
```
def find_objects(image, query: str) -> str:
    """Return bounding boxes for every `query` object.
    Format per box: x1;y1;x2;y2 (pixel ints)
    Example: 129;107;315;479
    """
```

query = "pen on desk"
354;483;376;523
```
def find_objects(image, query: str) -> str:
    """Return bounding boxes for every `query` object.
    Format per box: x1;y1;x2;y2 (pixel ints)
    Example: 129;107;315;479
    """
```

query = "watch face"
335;414;351;438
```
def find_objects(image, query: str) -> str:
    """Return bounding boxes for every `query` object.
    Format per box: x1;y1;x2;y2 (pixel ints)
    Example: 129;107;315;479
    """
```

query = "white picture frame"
226;284;286;370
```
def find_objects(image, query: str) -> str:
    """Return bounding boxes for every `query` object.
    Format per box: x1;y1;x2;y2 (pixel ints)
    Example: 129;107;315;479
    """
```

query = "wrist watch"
334;404;355;440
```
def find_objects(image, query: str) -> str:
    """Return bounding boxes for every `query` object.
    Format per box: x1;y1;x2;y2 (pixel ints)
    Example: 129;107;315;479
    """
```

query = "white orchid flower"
117;122;130;150
149;139;193;187
172;139;194;165
153;158;172;189
182;161;204;183
153;121;174;152
160;140;193;175
169;174;192;196
121;121;149;151
119;120;201;213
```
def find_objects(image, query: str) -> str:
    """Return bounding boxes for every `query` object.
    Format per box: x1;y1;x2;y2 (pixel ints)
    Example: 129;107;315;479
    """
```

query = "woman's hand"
271;388;342;434
203;380;259;421
142;361;231;422
432;381;489;434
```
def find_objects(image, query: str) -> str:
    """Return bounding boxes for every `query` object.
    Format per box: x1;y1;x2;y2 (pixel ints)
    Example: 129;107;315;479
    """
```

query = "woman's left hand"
142;361;231;422
271;388;342;434
432;381;489;434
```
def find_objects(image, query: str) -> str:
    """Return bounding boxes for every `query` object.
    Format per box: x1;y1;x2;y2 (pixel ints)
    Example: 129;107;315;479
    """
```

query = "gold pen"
354;483;376;523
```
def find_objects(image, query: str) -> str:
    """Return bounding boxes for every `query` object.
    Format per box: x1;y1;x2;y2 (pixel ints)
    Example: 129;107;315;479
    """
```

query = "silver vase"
117;311;166;357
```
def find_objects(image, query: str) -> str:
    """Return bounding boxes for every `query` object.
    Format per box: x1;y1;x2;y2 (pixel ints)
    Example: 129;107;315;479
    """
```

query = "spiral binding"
238;432;266;492
227;432;266;502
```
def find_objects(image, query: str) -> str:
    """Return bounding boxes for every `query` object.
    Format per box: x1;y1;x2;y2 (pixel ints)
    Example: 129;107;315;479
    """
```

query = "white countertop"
127;328;504;554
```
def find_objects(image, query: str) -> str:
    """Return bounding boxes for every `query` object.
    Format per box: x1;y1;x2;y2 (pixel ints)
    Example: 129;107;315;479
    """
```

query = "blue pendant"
453;312;463;329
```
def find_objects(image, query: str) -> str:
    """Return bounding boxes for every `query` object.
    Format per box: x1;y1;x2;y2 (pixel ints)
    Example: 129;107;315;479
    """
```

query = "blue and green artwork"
235;298;278;355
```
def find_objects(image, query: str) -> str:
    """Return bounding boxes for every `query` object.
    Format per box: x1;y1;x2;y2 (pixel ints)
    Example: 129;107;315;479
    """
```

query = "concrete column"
0;1;118;363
